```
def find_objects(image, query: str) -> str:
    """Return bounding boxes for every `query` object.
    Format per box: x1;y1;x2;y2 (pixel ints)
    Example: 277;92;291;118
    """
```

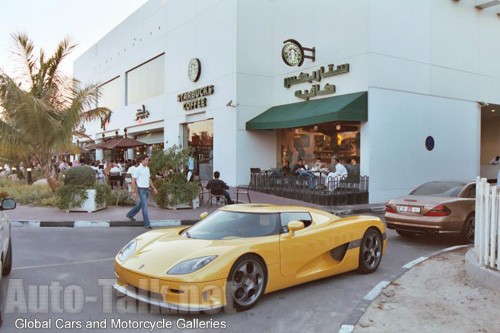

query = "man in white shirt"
109;163;122;175
126;156;158;229
327;157;348;191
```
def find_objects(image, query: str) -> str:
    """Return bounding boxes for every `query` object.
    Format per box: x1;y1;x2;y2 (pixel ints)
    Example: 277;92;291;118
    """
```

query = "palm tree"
0;33;110;191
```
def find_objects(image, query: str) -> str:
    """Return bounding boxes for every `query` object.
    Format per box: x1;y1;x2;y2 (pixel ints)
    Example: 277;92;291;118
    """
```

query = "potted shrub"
155;173;200;209
56;166;110;212
150;145;200;209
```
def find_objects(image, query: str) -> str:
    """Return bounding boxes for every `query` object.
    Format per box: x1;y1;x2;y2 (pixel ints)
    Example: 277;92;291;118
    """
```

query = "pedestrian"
126;155;158;229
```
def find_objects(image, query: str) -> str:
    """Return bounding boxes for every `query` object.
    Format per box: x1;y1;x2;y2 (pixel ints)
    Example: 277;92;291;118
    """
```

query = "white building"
74;0;500;203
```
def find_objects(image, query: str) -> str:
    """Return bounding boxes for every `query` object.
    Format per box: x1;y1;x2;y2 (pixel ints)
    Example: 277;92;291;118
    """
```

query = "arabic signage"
284;63;350;100
177;85;215;111
135;105;150;121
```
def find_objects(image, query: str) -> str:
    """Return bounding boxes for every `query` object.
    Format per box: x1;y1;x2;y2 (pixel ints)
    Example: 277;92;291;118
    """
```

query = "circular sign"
188;58;201;82
425;136;435;151
282;40;304;67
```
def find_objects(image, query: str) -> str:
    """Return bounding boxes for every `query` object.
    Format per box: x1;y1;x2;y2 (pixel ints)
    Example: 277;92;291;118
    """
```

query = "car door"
279;212;333;277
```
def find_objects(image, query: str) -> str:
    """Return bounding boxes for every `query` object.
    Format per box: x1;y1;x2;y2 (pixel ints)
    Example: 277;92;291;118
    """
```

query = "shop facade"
74;0;500;203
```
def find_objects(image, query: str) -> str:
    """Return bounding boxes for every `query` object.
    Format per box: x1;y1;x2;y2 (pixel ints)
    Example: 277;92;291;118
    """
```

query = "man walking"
126;155;158;229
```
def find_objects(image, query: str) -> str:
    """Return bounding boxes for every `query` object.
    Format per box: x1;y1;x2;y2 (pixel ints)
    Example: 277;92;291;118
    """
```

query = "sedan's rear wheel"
396;230;416;238
461;214;475;244
226;255;267;312
358;228;383;274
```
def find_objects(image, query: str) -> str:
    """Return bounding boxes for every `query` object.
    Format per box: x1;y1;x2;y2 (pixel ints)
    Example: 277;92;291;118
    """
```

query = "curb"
465;248;500;292
12;220;198;228
338;244;471;333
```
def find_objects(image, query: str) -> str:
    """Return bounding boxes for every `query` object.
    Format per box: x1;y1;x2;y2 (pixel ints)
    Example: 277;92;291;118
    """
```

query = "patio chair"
237;168;261;203
207;188;227;206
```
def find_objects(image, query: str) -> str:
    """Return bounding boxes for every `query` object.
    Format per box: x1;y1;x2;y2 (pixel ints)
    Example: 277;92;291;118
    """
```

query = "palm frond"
10;32;38;86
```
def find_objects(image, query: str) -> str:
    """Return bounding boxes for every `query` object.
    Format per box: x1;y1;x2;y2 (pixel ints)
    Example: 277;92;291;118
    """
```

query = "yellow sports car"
114;204;386;312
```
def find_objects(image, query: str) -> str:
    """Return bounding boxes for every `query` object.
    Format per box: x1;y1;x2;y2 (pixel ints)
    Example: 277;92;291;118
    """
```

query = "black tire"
358;228;383;274
225;254;267;312
2;239;12;277
461;214;475;244
396;230;416;238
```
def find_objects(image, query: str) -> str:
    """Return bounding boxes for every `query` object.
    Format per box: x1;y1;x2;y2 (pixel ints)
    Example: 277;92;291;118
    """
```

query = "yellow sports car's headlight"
167;255;218;275
117;240;137;262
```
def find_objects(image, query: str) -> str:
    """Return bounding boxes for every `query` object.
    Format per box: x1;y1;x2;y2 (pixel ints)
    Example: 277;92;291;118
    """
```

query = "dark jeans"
126;188;150;227
298;170;315;189
223;190;233;204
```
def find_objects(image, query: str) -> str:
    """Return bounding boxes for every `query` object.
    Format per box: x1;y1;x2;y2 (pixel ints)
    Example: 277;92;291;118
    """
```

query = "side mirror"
199;212;208;220
287;220;305;237
1;198;16;211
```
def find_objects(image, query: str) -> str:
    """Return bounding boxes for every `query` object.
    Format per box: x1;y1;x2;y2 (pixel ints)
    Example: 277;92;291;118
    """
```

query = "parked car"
385;181;475;243
0;198;15;326
114;204;386;312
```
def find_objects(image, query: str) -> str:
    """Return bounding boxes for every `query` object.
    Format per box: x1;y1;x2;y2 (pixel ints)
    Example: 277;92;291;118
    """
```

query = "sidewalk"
7;187;384;226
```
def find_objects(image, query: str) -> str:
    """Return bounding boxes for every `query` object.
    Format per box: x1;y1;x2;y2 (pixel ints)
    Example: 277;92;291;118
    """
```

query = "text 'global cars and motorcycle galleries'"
14;318;227;330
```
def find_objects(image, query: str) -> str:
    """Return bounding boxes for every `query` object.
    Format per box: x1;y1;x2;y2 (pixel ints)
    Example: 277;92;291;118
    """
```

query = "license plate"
398;205;421;213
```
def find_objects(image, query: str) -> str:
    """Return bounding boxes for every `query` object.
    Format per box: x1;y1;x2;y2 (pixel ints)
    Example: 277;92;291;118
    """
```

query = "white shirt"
133;164;151;188
127;165;137;175
334;163;348;177
109;166;122;175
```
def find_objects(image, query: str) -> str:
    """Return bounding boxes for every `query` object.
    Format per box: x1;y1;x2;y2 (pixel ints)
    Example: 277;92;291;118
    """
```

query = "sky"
0;0;149;77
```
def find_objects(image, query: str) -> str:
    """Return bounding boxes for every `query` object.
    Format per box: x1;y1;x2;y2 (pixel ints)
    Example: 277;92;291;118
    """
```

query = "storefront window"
279;122;360;168
184;119;213;180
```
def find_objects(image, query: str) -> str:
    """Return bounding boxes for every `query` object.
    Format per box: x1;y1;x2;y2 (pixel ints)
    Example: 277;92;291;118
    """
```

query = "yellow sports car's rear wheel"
226;254;267;311
358;228;383;274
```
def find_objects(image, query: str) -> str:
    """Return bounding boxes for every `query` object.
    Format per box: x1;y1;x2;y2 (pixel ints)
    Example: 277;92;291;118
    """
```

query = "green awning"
246;91;367;130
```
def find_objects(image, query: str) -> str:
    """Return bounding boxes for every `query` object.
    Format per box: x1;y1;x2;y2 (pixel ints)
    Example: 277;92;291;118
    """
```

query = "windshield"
410;182;466;197
186;211;280;240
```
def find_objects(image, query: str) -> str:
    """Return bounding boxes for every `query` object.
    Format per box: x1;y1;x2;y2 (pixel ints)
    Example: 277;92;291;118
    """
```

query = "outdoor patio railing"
476;177;500;271
249;171;369;206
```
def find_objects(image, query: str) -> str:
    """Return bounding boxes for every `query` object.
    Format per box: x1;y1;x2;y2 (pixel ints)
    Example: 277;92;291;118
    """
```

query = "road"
2;214;467;333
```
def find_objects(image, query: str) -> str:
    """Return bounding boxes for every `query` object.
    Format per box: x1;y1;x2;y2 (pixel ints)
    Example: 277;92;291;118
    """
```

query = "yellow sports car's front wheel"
226;254;267;311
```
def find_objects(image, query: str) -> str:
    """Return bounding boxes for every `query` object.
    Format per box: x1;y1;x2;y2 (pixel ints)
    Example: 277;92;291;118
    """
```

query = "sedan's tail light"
385;204;396;213
425;204;451;217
